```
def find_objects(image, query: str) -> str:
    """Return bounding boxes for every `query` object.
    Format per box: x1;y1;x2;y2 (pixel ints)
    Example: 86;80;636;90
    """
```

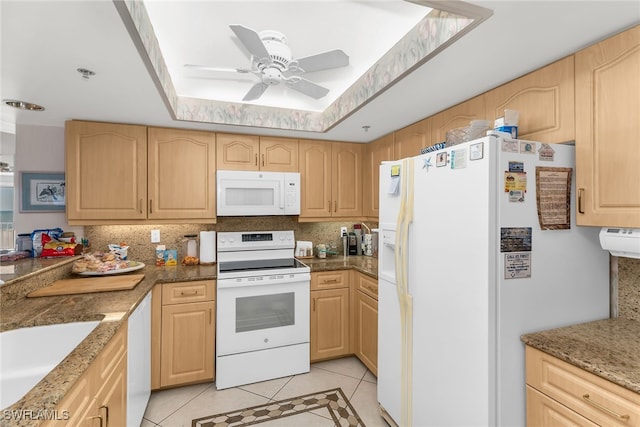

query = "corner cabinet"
148;127;216;220
310;271;351;362
66;121;217;224
363;133;394;219
526;346;640;426
216;133;298;172
299;140;362;220
66;120;147;221
152;280;216;389
351;271;378;375
575;25;640;227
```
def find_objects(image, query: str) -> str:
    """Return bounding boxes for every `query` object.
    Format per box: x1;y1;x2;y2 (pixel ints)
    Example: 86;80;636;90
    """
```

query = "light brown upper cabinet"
394;117;431;160
216;133;298;172
485;56;575;143
363;133;394;219
147;127;216;220
66;120;148;222
299;140;362;220
575;25;640;227
431;95;487;144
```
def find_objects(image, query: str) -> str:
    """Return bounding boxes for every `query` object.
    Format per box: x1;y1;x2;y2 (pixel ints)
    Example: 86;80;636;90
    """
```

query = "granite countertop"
0;255;376;425
300;255;378;278
521;317;640;394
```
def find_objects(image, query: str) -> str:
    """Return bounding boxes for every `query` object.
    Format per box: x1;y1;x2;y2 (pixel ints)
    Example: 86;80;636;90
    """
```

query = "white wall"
14;124;83;237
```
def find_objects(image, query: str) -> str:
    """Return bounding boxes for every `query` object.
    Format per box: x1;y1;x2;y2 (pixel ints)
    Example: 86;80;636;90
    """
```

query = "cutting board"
27;274;145;298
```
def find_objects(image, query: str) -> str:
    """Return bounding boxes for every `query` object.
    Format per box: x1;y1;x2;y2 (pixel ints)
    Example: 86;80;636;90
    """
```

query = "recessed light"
2;99;45;111
77;68;96;79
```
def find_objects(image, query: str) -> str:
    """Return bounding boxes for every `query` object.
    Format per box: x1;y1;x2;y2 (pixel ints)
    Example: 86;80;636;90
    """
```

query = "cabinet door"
431;95;486;143
332;142;362;217
148;128;216;220
216;133;260;170
65;120;147;221
259;137;299;172
575;25;640;227
160;301;215;387
363;134;394;218
485;56;575;143
353;290;378;375
527;386;598;427
91;355;127;427
299;140;332;218
394;118;431;160
310;288;350;361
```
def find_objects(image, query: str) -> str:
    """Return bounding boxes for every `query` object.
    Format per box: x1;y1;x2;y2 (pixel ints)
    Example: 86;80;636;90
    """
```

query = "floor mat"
191;387;366;427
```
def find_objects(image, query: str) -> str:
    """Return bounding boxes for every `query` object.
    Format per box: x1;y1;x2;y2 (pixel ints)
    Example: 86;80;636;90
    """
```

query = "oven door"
216;277;310;356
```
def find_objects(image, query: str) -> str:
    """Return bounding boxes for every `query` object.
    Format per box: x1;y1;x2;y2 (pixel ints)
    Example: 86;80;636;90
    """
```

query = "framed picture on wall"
20;171;66;212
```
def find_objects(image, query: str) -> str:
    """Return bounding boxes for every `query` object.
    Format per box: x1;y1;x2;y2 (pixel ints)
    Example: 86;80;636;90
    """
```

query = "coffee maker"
348;232;358;255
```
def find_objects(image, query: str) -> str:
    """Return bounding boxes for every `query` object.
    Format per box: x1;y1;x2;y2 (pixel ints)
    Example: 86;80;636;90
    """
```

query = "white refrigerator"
377;135;609;427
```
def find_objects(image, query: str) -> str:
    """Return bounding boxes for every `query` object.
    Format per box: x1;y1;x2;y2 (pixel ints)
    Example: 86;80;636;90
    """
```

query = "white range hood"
599;228;640;259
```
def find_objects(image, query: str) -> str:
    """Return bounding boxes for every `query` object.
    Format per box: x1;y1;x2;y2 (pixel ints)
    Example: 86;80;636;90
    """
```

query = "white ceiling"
1;1;639;143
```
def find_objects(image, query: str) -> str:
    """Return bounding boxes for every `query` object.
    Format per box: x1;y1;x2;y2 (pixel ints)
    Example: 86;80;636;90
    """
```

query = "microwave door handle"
280;183;285;210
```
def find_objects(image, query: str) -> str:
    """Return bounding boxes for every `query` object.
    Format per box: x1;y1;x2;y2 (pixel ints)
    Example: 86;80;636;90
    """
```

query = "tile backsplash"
85;218;377;263
85;220;639;322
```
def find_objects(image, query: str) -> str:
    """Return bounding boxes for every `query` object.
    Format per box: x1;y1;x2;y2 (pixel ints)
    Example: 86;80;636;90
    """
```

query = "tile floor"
141;356;389;427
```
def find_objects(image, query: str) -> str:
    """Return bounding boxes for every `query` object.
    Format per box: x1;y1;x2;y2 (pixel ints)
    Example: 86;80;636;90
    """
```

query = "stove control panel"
218;230;295;252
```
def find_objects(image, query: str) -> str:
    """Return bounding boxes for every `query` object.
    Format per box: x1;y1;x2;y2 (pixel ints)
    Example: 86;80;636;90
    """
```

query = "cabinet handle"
334;200;337;212
261;153;265;167
209;308;212;324
149;199;153;214
100;405;109;427
328;200;331;213
180;290;199;296
322;279;339;284
139;198;143;214
366;285;377;293
578;188;585;214
313;297;316;312
582;394;630;420
88;415;103;427
255;153;258;166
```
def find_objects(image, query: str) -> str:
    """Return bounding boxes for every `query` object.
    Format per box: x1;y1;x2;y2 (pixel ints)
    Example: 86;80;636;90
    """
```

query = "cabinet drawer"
527;385;598;427
162;280;215;305
311;270;349;291
354;272;378;300
526;346;640;427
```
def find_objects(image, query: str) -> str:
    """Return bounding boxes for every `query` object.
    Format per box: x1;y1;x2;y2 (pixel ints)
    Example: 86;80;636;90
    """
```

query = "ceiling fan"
185;24;350;101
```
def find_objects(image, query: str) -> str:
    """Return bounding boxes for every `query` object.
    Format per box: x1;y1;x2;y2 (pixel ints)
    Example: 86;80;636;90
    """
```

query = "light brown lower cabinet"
526;345;640;427
310;271;350;361
43;321;127;427
351;271;378;375
153;280;216;389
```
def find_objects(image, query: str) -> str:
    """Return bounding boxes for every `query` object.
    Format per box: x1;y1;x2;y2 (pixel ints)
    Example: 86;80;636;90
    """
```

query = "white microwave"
216;170;300;216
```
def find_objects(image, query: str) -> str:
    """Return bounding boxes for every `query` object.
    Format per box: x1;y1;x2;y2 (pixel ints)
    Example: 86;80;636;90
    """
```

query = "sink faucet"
361;223;371;234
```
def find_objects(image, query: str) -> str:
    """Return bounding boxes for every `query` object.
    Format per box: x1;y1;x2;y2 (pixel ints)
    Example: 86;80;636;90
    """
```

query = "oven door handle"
217;273;311;289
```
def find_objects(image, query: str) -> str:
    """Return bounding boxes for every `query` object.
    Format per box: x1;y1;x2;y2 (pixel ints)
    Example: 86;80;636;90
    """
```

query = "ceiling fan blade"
286;78;329;99
230;25;270;60
184;64;251;74
291;49;349;73
243;82;269;101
